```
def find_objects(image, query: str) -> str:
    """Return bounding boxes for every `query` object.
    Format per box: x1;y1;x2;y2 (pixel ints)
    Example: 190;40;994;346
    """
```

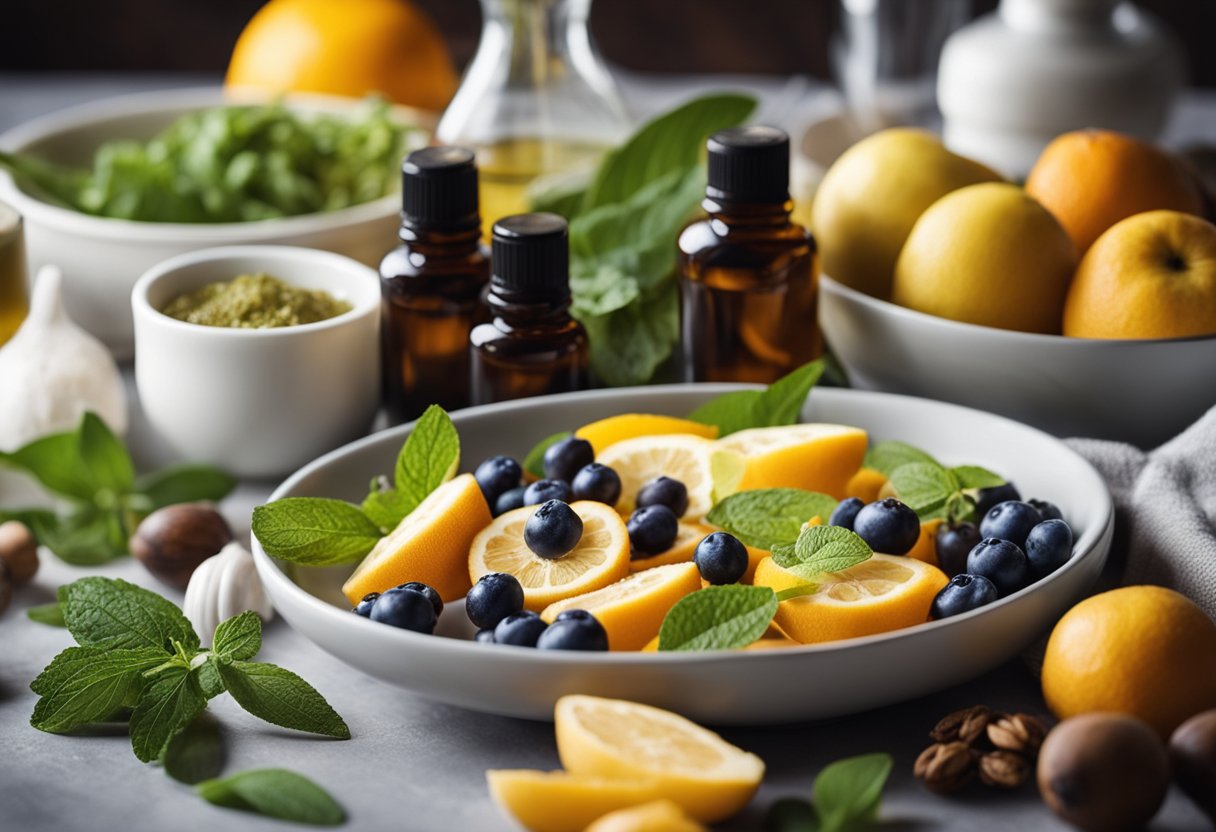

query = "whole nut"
931;705;997;745
1169;709;1216;824
131;505;233;589
979;750;1031;788
0;520;39;584
988;713;1048;755
914;741;976;794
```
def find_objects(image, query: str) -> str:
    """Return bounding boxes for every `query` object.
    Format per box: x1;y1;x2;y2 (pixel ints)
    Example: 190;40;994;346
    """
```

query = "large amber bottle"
677;126;820;383
381;147;491;423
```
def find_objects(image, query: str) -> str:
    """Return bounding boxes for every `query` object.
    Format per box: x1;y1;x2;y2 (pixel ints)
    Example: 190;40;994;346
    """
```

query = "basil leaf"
707;489;839;550
216;661;350;739
658;585;777;652
163;712;226;786
888;462;959;519
196;768;346;826
129;666;208;762
863;441;939;477
523;431;571;479
135;464;237;509
62;577;200;653
764;798;818;832
30;646;166;733
950;465;1006;490
79;412;135;495
211;611;262;661
251;498;381;566
689;360;824;437
27;601;66;627
580;280;682;388
31;508;127;565
813;753;893;832
772;526;872;580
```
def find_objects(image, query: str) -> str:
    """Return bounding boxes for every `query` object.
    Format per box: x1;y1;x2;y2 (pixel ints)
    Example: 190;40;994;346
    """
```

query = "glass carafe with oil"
436;0;631;228
0;201;28;346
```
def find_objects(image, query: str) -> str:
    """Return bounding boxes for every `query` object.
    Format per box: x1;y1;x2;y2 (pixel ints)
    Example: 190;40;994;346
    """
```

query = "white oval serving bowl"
0;88;429;359
132;245;381;480
250;385;1113;725
820;275;1216;448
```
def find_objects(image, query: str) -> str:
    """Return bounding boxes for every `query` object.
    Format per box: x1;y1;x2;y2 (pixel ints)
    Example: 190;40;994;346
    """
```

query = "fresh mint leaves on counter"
863;440;1006;525
707;489;839;550
0;413;235;565
26;601;66;627
771;526;873;582
690;360;825;437
196;768;346;827
163;712;226;786
765;753;894;832
523;431;572;479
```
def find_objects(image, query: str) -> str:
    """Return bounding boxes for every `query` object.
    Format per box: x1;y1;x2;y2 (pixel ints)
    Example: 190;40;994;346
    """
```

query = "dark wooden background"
2;0;1213;86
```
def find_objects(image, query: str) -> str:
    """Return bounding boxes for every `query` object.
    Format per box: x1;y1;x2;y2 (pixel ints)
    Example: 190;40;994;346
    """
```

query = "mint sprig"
362;404;459;529
707;489;838;550
690;360;825;437
864;440;1006;525
771;526;873;581
766;753;894;832
197;768;346;826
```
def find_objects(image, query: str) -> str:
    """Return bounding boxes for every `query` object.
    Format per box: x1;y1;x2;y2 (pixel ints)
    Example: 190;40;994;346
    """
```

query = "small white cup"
133;245;381;479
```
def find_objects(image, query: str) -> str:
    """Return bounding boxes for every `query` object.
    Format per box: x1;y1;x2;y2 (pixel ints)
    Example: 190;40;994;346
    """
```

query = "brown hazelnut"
0;520;38;584
131;505;233;589
0;560;12;614
1169;709;1216;824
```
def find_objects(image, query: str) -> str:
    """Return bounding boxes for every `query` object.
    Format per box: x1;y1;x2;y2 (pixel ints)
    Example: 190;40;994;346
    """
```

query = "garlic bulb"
183;541;275;644
0;265;126;450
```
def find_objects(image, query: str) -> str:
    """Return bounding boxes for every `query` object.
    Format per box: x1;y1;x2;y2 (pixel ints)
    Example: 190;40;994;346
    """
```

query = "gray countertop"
0;74;1211;832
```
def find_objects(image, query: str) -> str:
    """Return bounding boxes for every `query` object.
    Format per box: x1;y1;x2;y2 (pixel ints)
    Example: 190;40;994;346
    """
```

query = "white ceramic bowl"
820;276;1216;448
132;245;381;480
250;385;1113;725
0;88;429;359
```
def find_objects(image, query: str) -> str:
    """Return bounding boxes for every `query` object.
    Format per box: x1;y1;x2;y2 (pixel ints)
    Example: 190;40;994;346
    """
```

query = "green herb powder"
162;273;351;328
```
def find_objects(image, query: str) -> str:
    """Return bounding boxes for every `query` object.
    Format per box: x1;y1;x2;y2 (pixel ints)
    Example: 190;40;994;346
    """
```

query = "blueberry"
474;628;496;644
369;587;437;633
393;581;443;618
571;463;622;506
975;482;1021;518
966;538;1030;597
537;609;609;651
828;497;864;530
524;499;584;559
930;574;1000;619
627;504;679;556
543;436;595;483
1024;519;1073;580
935;522;982;577
853;498;920;555
523;478;574;506
352;592;379;617
493;610;547;647
494;485;528;516
475;455;523;504
1028;498;1064;522
979;500;1042;550
636;477;689;518
693;532;749;585
465;572;525;630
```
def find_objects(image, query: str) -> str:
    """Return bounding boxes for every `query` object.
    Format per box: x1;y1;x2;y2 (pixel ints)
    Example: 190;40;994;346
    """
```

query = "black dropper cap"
490;213;570;300
400;146;479;230
706;125;790;203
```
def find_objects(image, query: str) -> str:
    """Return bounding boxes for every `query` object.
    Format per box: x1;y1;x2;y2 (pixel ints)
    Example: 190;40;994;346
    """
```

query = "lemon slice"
597;435;744;520
541;562;703;651
575;414;719;456
487;770;662;832
753;553;948;644
468;501;630;611
716;423;868;497
342;473;491;604
585;799;707;832
629;522;715;573
555;695;765;823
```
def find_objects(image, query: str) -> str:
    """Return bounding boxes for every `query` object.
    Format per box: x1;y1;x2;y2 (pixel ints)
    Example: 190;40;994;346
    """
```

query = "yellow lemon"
342;473;489;604
716;424;868;498
469;501;630;611
597;436;744;520
486;770;662;832
575;414;719;457
555;695;765;824
845;467;888;503
629;522;715;573
753;554;947;644
585;799;707;832
641;624;795;653
907;519;943;567
542;563;703;651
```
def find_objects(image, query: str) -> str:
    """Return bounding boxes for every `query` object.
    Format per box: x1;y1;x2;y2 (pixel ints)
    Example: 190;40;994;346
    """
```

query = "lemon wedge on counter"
585;799;707;832
486;770;663;832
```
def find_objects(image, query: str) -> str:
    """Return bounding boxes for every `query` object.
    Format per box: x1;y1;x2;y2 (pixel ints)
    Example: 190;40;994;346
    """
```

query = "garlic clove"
184;541;274;646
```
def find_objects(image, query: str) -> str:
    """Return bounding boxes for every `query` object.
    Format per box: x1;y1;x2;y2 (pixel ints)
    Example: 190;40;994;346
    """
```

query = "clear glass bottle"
381;147;490;423
678;126;820;384
436;0;631;229
470;213;589;404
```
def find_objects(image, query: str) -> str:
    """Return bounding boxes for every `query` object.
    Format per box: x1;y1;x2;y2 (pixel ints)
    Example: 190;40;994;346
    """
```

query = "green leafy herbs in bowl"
0;99;421;223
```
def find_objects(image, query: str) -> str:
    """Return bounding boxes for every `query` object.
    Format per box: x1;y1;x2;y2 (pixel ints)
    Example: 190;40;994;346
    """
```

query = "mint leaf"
27;601;66;627
688;390;763;437
764;798;817;832
198;659;224;699
887;462;958;519
689;360;824;437
0;430;95;501
707;489;838;550
196;768;346;826
29;506;127;565
163;712;226;785
658;585;777;651
772;526;872;579
135;464;236;510
129;666;207;762
62;577;199;653
523;431;570;479
251;498;381;566
580;279;681;387
211;612;262;661
79;412;135;495
360;487;412;533
392;405;460;514
30;646;166;733
216;661;350;739
950;465;1006;490
863;441;939;477
813;753;893;832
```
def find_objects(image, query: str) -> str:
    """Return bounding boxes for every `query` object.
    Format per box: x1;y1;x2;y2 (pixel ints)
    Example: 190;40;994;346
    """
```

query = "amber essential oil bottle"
677;125;820;383
469;213;589;404
380;147;491;423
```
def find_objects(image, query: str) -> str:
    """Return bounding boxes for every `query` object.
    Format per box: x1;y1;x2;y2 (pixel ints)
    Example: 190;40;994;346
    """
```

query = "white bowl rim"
132;244;380;338
250;383;1115;664
821;274;1216;348
0;86;429;241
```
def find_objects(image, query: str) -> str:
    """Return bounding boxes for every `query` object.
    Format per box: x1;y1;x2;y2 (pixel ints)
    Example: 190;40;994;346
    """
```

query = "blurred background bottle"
0;201;28;346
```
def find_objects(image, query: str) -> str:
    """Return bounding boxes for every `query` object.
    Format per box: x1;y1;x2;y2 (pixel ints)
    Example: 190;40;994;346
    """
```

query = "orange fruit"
715;424;868;498
575;414;719;457
1063;210;1216;339
1041;586;1216;738
226;0;458;112
845;467;887;503
1026;130;1204;255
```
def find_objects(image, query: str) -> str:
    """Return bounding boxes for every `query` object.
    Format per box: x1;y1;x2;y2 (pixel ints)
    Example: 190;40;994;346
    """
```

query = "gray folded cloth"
1067;404;1216;621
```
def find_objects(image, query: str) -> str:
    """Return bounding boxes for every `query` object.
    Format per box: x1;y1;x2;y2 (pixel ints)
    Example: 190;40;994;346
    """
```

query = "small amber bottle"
677;126;820;383
381;147;491;423
470;213;589;404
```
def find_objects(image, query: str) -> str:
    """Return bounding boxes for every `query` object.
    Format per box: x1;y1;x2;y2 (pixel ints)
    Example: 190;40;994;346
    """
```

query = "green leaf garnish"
690;360;825;437
78;412;136;496
886;463;958;520
211;611;262;661
29;646;167;733
386;404;460;526
771;526;873;580
26;601;66;627
196;768;346;826
162;712;226;785
135;465;238;510
814;753;894;832
61;577;199;653
707;489;838;550
216;661;350;740
251;498;382;566
523;431;571;479
862;440;939;477
658;585;778;651
950;465;1006;490
129;666;208;762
